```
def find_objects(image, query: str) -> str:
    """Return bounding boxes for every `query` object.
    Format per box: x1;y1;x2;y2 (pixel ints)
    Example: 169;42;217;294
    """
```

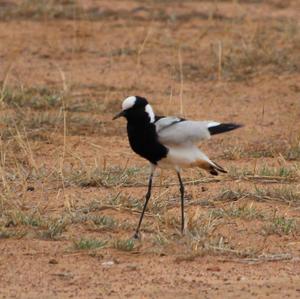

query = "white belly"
157;145;211;169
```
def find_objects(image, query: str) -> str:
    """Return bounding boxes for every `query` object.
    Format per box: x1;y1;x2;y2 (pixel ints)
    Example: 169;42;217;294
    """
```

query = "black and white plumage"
113;96;242;238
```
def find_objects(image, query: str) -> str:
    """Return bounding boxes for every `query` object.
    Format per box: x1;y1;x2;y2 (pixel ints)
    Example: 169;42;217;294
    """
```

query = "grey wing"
155;116;182;132
155;117;219;146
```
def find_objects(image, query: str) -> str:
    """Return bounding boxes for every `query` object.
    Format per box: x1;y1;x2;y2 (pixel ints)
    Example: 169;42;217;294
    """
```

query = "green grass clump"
74;238;107;250
2;211;43;228
258;165;295;177
113;239;135;252
263;216;297;236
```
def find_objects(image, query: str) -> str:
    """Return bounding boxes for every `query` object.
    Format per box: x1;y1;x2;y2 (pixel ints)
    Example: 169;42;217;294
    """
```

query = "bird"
113;96;242;238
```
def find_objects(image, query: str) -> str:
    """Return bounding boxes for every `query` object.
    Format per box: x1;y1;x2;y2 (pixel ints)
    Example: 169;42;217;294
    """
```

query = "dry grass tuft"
63;166;146;188
2;87;62;110
211;203;266;221
221;21;300;80
217;186;300;206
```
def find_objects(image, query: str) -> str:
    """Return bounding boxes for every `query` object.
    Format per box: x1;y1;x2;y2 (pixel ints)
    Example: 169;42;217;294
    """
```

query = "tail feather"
208;123;243;135
209;160;227;176
195;151;228;176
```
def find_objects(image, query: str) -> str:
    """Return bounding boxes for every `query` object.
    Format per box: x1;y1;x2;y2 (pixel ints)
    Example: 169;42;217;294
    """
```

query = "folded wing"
155;116;241;146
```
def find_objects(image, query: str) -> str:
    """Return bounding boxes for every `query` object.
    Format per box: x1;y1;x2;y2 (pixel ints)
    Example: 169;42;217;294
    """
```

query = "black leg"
133;166;155;239
177;171;185;234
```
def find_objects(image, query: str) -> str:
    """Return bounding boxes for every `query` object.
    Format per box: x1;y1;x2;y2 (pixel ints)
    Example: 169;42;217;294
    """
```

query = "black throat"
125;110;168;165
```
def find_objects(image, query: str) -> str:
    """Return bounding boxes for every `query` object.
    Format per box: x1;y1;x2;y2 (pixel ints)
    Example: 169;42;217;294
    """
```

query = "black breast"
127;122;168;165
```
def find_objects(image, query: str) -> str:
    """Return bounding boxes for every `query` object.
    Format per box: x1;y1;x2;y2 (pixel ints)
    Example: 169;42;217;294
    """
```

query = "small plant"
259;165;295;178
119;221;136;231
0;230;13;239
228;165;296;179
217;186;300;206
152;233;169;247
64;166;146;188
74;238;107;250
91;215;117;229
105;193;144;211
228;166;252;178
211;204;265;221
285;145;300;161
223;146;244;160
17;212;43;227
263;216;297;236
3;211;43;228
184;227;233;256
40;218;67;240
249;150;275;158
2;87;62;110
253;187;300;205
113;239;135;251
217;188;247;201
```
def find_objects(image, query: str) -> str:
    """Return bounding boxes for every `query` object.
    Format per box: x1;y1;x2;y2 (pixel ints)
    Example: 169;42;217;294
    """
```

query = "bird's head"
113;96;155;123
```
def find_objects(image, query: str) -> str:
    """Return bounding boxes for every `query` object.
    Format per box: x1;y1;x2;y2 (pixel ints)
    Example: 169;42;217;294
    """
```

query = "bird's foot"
133;231;140;240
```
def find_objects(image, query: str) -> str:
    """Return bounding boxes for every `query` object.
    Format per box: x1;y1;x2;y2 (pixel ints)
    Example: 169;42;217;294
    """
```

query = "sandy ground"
0;0;300;298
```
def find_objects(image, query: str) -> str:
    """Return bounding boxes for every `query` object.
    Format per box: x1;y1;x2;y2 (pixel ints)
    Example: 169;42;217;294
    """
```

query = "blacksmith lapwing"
113;96;242;238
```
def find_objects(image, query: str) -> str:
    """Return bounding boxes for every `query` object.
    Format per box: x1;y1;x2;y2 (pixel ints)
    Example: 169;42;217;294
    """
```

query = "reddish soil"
0;1;300;298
